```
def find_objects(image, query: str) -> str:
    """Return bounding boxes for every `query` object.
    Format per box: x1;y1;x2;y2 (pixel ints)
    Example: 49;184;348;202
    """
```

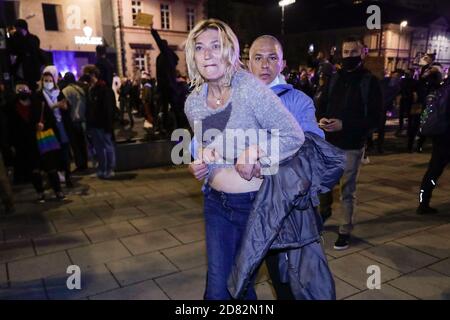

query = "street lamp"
396;20;408;69
279;0;296;35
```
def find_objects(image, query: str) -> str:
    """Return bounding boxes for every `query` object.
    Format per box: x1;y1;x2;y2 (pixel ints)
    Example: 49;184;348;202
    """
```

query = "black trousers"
419;135;450;206
265;251;295;300
69;122;88;169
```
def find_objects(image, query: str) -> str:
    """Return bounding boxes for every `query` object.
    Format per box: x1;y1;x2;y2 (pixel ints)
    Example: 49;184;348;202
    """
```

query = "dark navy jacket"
228;132;346;300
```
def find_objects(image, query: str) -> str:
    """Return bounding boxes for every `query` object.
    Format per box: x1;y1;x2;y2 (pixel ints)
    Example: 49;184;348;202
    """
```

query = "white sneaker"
104;171;115;179
58;171;66;182
144;120;153;129
361;156;370;165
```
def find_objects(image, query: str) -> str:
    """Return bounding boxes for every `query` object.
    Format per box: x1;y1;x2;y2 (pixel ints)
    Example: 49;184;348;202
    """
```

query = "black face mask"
18;92;31;101
342;56;362;71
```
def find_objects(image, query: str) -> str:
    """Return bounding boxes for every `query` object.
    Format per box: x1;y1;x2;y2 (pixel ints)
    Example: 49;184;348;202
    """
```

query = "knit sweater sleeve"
243;73;305;165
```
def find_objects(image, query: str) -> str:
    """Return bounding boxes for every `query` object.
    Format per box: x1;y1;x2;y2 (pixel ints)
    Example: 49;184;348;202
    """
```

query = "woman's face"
43;75;55;90
194;28;227;82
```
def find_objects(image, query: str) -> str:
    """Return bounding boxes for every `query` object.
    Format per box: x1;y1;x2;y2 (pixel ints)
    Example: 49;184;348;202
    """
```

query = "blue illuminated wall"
52;51;96;78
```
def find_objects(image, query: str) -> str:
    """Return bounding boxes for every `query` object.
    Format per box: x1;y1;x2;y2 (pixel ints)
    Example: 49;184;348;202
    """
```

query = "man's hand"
235;146;260;181
320;118;342;132
188;161;209;181
201;147;221;164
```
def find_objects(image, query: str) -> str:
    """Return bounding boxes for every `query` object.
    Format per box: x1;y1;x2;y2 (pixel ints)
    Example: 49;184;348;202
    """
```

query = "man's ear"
282;59;287;70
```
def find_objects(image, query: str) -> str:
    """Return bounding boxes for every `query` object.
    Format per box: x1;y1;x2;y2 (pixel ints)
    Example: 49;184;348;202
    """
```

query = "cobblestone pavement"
0;135;449;300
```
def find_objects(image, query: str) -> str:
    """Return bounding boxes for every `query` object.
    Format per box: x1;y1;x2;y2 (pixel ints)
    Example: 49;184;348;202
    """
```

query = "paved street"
0;134;449;300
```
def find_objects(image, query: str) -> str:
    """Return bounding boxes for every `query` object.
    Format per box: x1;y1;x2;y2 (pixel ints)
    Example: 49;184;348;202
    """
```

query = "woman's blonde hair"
185;19;243;91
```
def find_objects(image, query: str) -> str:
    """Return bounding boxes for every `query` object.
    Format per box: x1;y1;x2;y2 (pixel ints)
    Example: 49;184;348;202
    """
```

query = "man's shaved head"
249;35;284;60
248;35;285;85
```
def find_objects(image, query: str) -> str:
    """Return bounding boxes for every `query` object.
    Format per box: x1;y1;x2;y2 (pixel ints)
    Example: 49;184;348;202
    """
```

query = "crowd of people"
0;17;449;301
0;19;191;212
185;19;449;300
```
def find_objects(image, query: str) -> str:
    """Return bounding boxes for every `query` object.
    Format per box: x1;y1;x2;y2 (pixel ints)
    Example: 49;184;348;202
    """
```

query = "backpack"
419;83;449;136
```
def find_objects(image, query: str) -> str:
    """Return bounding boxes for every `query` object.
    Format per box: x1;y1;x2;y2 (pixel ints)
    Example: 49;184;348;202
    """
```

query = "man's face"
342;41;363;59
248;38;284;85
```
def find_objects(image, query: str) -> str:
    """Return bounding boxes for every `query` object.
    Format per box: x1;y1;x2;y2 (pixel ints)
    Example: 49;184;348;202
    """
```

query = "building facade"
284;18;450;75
2;0;115;77
117;0;206;78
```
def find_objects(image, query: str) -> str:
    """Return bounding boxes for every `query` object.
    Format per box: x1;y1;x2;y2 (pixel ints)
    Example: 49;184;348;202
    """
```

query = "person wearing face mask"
38;66;73;189
6;81;58;202
318;36;383;250
34;67;71;199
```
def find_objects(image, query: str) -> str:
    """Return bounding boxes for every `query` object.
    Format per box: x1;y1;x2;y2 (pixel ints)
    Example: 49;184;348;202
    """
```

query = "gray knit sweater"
185;70;305;171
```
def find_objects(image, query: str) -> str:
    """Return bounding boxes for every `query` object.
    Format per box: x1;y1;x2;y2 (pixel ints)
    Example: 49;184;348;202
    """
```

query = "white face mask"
44;82;54;91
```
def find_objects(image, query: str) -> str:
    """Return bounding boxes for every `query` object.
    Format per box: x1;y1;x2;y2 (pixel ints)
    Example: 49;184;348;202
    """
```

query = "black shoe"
56;192;67;201
66;179;74;188
320;210;332;223
416;205;438;215
334;234;350;250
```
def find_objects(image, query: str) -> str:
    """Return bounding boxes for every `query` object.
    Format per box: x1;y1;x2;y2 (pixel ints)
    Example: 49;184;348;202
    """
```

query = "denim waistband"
203;184;258;202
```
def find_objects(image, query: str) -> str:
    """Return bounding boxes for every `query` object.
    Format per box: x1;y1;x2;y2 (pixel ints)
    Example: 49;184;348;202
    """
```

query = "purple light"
52;51;78;78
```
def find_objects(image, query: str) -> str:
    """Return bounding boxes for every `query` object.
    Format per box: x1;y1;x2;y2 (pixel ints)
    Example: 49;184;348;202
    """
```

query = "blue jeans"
88;128;116;175
203;185;258;300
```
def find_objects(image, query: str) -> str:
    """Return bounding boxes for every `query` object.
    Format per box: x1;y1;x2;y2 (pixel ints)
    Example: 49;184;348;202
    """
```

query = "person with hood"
37;65;73;189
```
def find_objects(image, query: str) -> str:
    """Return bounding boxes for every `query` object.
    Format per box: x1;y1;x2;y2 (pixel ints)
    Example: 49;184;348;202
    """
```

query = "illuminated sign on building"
74;26;103;45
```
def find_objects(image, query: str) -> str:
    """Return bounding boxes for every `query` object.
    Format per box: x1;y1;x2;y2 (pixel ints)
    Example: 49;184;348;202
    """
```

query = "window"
134;51;147;71
161;4;170;30
1;1;19;27
131;1;142;26
187;7;195;31
42;3;60;31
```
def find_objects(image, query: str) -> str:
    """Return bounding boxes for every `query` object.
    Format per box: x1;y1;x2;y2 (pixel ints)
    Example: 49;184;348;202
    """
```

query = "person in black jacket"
95;45;114;88
0;80;15;214
417;67;450;215
318;36;383;250
150;23;179;134
10;81;65;202
7;19;45;91
83;64;116;179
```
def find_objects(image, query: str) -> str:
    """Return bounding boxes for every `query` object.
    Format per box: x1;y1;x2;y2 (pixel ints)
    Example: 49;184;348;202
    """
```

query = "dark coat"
35;91;72;145
7;32;45;85
86;80;116;133
324;67;383;150
151;28;178;92
228;133;346;300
